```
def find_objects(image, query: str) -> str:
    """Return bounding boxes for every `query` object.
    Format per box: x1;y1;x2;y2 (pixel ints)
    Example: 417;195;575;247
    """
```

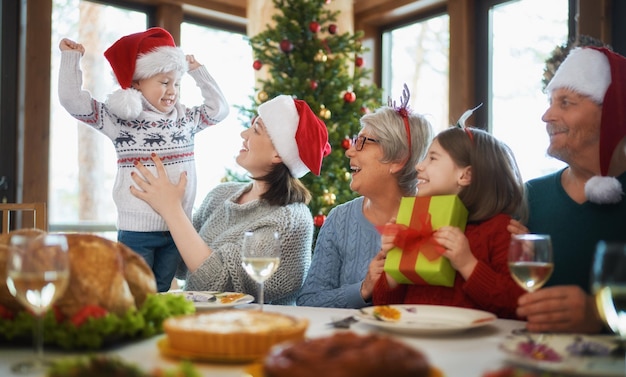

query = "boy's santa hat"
103;27;188;119
258;95;331;178
546;47;626;204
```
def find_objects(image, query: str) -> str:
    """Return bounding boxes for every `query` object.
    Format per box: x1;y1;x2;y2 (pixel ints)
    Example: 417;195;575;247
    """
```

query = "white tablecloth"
0;304;524;377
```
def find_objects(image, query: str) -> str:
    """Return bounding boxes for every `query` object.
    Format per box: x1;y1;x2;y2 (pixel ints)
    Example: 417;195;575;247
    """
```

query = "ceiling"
181;0;447;28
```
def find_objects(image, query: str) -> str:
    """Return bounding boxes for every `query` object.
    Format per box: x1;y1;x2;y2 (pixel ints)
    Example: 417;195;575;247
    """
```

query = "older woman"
130;95;330;305
297;89;434;308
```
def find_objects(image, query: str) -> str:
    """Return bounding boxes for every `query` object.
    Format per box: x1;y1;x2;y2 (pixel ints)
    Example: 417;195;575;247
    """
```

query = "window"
50;1;147;237
489;0;569;181
49;1;253;237
382;13;450;133
180;22;252;207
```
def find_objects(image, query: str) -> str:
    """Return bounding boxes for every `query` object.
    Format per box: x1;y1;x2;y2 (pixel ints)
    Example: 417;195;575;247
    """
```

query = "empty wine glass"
241;231;280;311
6;234;70;373
508;234;554;292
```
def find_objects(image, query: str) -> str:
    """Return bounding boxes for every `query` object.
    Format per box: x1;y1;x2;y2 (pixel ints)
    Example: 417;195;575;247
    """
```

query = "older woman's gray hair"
359;106;434;196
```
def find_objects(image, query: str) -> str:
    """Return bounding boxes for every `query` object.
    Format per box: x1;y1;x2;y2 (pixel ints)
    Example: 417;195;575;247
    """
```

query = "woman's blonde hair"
436;127;527;222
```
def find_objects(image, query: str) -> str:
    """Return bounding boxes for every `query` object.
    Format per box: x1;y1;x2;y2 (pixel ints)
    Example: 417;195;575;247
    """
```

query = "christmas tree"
240;0;382;232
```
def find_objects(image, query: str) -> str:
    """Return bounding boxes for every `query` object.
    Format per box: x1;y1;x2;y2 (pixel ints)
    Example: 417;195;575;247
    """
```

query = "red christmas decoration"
341;136;352;150
328;24;337;34
343;91;356;103
314;213;326;227
361;106;370;114
280;39;294;53
355;56;364;67
310;80;318;90
309;21;321;33
253;60;263;70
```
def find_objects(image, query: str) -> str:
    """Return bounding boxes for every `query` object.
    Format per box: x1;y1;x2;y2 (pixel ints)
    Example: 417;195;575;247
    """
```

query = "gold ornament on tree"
314;49;328;62
257;90;269;102
319;104;331;120
322;189;336;206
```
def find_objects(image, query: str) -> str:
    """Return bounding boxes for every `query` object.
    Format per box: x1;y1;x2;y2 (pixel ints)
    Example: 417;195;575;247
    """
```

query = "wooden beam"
22;0;51;204
447;0;474;123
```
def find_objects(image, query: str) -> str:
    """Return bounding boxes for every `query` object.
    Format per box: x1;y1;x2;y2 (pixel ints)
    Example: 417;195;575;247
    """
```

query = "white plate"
165;290;254;309
355;304;496;335
500;332;624;376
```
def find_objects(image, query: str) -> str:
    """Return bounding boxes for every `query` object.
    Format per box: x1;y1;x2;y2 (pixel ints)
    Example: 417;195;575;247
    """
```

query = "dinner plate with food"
355;304;496;335
164;290;254;309
499;332;624;376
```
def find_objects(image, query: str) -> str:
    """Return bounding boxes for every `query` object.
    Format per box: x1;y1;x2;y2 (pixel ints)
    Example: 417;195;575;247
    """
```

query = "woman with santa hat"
130;94;331;305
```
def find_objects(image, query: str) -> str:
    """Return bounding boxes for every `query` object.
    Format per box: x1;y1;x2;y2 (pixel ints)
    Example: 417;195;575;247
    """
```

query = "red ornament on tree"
309;21;320;33
361;106;370;114
314;213;326;227
310;80;318;90
253;60;263;70
341;136;352;150
328;24;337;34
280;39;294;53
343;91;356;103
355;56;364;67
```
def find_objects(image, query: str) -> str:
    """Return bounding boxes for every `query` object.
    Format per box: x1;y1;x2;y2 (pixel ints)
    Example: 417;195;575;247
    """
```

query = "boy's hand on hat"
59;38;85;55
186;54;201;71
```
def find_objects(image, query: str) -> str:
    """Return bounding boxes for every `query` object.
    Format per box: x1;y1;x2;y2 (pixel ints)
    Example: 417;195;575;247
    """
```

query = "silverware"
328;315;358;329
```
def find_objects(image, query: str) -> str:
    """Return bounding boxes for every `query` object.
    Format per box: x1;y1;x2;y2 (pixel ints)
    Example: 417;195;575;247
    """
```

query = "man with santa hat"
511;46;626;334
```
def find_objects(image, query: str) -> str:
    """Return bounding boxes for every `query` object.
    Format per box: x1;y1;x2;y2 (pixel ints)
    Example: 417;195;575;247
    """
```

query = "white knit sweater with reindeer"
58;50;229;231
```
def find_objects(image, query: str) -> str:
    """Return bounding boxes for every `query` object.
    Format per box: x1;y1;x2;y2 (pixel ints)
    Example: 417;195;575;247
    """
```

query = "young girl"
372;125;527;319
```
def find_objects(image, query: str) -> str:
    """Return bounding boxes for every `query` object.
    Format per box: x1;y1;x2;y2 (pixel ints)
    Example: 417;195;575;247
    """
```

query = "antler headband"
456;103;483;143
388;83;412;153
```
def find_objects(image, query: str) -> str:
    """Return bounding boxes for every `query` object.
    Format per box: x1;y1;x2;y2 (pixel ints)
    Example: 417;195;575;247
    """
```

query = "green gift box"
383;195;468;286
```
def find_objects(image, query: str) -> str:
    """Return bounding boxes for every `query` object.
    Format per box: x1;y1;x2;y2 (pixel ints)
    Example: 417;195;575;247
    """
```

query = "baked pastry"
162;310;308;361
263;332;431;377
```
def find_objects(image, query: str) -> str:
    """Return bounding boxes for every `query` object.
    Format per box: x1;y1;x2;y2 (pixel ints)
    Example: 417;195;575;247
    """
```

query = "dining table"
0;303;528;377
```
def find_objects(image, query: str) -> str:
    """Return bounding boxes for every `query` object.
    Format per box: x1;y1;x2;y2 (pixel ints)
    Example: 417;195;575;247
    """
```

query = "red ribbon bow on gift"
393;212;445;260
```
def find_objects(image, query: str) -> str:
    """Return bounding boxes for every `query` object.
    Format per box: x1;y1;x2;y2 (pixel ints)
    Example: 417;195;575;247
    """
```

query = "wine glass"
6;234;70;373
241;231;280;311
592;241;626;335
508;234;554;293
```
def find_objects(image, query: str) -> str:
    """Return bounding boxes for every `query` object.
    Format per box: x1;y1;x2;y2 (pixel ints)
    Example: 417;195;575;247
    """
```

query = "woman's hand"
517;285;605;333
360;248;387;301
432;226;477;280
129;153;187;217
380;221;403;289
59;38;85;54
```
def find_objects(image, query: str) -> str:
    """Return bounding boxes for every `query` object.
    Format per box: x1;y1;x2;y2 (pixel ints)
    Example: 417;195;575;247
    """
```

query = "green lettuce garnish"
0;293;194;349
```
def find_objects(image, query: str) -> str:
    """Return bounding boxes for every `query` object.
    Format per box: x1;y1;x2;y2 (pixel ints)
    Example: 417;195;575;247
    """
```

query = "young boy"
58;27;229;292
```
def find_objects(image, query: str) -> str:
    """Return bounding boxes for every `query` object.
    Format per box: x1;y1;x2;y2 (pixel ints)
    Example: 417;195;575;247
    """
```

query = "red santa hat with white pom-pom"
257;95;331;178
546;46;626;204
103;27;187;119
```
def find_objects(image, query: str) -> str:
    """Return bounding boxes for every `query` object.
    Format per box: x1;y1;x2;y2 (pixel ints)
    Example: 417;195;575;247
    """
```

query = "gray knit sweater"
58;50;229;232
181;182;313;305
